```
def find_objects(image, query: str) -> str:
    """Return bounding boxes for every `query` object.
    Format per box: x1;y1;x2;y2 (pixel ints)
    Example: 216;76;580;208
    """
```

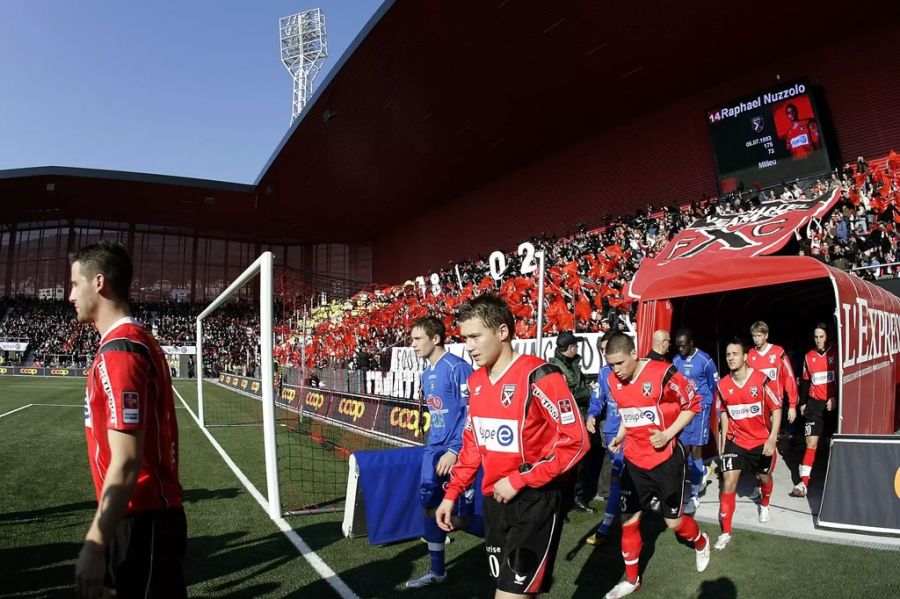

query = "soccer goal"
195;253;416;519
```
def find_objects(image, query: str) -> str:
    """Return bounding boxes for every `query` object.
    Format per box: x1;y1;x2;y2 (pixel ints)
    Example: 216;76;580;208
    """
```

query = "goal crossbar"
195;251;279;520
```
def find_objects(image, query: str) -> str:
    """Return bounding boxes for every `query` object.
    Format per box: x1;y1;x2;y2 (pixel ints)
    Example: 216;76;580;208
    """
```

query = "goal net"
197;253;422;518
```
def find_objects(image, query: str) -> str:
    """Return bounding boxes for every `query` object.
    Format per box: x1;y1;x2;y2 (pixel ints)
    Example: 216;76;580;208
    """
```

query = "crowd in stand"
1;153;899;374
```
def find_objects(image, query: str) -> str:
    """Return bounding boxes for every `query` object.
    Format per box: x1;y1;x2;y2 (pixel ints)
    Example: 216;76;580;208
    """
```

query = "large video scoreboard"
707;79;833;193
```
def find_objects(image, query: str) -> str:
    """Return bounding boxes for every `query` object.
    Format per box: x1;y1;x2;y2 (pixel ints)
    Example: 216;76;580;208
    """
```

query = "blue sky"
0;1;384;183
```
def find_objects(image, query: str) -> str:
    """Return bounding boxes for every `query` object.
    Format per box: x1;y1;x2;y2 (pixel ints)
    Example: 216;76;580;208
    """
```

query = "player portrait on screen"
774;97;820;160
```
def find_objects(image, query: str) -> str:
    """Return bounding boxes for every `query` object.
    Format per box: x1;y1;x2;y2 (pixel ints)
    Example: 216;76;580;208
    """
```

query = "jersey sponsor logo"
811;371;835;385
790;133;810;148
122;392;140;424
501;384;516;407
558;398;576;425
726;401;763;420
338;398;366;421
532;384;559;422
472;416;519;453
427;395;443;410
761;367;778;380
642;382;653;397
97;358;116;427
619;406;661;428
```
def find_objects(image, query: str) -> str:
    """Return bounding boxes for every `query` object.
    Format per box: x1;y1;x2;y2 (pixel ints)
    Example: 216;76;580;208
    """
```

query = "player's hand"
435;499;456;532
788;407;797;423
762;436;777;456
800;404;807;416
435;451;458;476
608;436;623;454
649;428;670;449
586;415;596;434
492;477;519;504
826;397;835;411
75;540;111;599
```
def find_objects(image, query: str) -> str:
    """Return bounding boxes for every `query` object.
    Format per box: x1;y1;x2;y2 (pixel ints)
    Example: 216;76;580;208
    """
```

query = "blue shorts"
679;402;712;447
420;446;475;516
602;432;625;477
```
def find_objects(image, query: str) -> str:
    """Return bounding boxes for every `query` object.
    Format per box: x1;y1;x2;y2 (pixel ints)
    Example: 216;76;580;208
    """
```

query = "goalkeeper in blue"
406;316;474;588
586;331;624;545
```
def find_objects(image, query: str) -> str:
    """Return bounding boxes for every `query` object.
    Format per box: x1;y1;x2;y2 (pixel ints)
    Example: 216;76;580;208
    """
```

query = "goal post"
195;251;281;520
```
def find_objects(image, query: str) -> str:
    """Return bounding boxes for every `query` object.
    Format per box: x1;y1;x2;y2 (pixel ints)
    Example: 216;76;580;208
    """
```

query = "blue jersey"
588;364;620;435
673;349;719;406
421;351;472;453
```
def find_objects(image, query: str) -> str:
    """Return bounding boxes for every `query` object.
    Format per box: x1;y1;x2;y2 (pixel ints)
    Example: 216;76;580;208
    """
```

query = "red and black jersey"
84;317;182;514
748;344;798;407
802;346;838;402
717;369;781;450
607;359;698;470
785;120;819;158
444;354;588;501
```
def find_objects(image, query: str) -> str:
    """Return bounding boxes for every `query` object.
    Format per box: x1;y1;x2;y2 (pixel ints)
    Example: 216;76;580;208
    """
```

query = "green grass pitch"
1;377;897;598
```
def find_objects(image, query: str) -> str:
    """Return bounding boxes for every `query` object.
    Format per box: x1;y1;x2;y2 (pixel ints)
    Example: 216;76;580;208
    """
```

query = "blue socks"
688;454;705;498
423;516;446;576
598;478;622;536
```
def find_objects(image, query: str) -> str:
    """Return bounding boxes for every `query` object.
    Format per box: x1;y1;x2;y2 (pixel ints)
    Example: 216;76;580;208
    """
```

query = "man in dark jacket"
551;331;602;512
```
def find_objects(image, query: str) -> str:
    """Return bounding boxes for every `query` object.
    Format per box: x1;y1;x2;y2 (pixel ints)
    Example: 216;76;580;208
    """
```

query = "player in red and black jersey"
783;102;820;159
71;241;186;599
437;294;587;598
602;333;710;599
714;338;782;550
791;323;838;498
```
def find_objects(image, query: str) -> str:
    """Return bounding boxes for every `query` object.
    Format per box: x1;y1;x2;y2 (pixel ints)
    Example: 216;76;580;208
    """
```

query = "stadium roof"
2;0;895;244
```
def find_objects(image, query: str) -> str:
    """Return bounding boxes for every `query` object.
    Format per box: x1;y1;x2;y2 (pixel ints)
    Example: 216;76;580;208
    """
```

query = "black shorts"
804;398;835;437
621;444;689;520
483;486;564;594
106;508;187;599
720;439;775;475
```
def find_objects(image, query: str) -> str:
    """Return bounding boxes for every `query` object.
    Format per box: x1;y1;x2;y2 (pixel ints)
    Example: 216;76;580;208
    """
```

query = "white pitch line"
171;386;359;599
0;404;34;419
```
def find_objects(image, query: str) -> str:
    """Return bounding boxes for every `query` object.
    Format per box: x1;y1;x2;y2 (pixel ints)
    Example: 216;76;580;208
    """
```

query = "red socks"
675;515;706;550
621;520;642;583
801;448;816;486
760;479;774;507
719;491;736;533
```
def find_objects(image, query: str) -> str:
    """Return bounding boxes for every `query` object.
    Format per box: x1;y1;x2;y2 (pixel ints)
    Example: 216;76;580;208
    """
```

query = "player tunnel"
634;255;900;435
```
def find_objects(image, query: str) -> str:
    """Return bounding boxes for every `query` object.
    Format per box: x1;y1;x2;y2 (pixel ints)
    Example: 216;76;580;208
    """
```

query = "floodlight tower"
279;8;328;124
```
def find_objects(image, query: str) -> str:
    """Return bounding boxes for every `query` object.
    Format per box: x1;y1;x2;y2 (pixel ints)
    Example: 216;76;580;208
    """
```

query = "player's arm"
506;371;587;493
608;419;626;454
780;351;799;408
76;427;145;598
649;369;698;449
437;363;472;474
762;378;782;456
798;356;811;416
586;372;607;433
715;382;728;455
704;357;720;403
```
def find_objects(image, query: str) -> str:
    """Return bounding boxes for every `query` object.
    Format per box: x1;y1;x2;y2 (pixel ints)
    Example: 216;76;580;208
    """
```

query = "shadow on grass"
0;541;81;599
697;576;737;598
0;500;96;524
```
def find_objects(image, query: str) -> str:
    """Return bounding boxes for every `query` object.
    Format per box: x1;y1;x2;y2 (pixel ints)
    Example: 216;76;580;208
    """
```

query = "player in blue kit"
585;331;624;545
406;316;474;588
674;329;719;514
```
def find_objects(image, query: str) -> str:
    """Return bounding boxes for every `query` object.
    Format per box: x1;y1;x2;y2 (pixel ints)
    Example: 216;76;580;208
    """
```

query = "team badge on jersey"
642;382;653;398
122;392;141;424
769;355;776;364
750;386;759;398
558;398;576;424
427;396;443;410
501;384;516;407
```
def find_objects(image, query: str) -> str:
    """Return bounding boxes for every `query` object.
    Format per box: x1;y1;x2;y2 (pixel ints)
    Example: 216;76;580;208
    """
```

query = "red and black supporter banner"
818;435;900;535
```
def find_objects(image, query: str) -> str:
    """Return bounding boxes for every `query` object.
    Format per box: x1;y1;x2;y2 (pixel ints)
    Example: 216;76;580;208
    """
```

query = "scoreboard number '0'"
489;242;540;281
